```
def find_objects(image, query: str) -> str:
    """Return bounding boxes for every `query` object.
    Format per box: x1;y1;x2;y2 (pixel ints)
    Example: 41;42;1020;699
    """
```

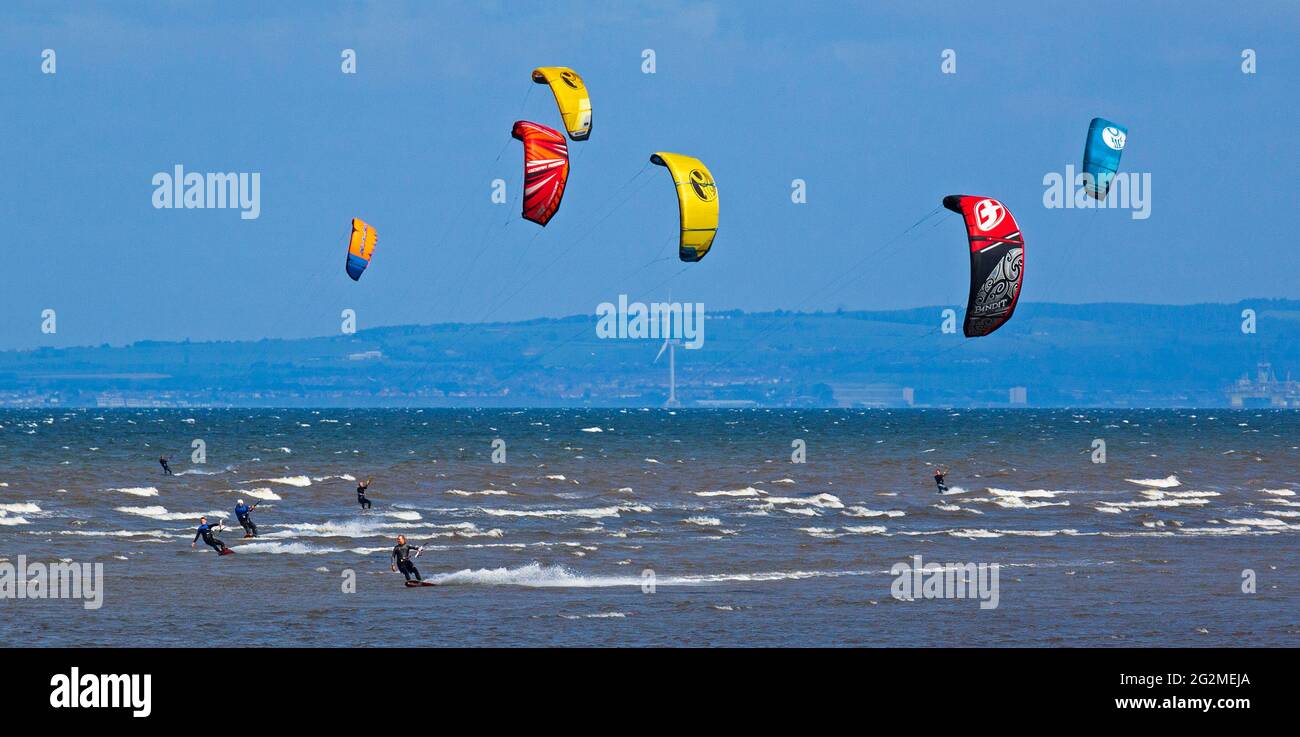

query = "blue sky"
2;1;1297;349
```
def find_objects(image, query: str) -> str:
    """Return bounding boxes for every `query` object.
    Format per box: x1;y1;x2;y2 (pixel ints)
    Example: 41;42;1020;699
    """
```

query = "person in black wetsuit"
934;467;949;493
192;516;227;555
159;456;173;475
391;535;422;582
357;477;373;510
234;499;258;538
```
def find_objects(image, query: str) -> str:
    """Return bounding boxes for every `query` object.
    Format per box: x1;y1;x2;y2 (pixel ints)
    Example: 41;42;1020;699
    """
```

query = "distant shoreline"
3;301;1298;409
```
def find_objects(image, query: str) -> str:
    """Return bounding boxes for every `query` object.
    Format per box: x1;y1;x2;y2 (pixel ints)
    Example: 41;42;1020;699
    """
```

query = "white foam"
764;493;843;509
988;488;1059;498
435;522;504;538
560;612;628;620
1125;475;1181;489
246;476;311;487
0;502;41;514
683;516;721;527
933;503;983;514
991;497;1070;510
51;529;173;538
114;506;225;521
175;468;222;476
695;487;766;498
842;506;904;518
782;507;819;516
997;529;1073;537
234;541;387;555
109;487;159;497
900;528;1001;538
382;510;422;521
1175;526;1261;536
1099;498;1209;510
948;528;1003;538
1139;489;1219;500
268;519;482;539
481;506;622;519
1224;517;1288;528
426;562;868;588
841;525;887;535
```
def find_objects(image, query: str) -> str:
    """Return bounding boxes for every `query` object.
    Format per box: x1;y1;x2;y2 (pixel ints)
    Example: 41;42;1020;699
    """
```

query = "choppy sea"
1;408;1297;646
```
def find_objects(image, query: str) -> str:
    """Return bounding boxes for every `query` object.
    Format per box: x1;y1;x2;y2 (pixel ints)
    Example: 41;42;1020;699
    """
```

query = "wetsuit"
392;542;421;581
160;457;173;475
194;522;227;554
934;472;948;492
234;503;257;537
357;484;372;510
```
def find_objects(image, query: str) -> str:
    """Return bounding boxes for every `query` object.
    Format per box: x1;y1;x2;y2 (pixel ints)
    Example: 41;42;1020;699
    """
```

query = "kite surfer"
391;535;422;582
159;456;173;475
934;467;949;493
192;516;228;555
356;477;373;510
234;499;259;538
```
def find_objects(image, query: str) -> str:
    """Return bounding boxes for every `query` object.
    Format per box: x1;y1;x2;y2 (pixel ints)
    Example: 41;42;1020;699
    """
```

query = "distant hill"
2;300;1298;408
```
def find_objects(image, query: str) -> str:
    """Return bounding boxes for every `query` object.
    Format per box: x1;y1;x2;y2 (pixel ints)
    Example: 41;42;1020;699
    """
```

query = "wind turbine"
654;336;682;407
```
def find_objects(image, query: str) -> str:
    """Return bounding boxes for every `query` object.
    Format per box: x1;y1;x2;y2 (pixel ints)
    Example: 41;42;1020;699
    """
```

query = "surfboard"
404;580;436;587
219;548;236;556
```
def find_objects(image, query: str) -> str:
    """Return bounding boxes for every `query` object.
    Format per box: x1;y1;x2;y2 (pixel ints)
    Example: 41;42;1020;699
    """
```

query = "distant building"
96;394;126;408
1009;387;1028;405
828;383;913;408
1227;362;1299;407
93;393;190;408
694;399;758;408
